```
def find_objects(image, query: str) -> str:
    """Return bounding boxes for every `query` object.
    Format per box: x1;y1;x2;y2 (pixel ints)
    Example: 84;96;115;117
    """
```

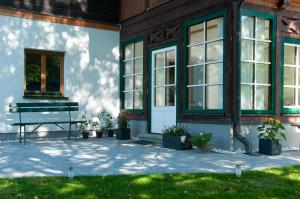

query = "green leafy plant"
99;110;113;131
162;124;190;136
79;115;90;131
191;133;212;149
117;113;128;129
257;118;286;142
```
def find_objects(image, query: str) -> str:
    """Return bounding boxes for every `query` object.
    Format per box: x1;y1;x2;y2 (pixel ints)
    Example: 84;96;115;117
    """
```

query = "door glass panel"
155;87;165;107
166;50;175;66
165;67;175;85
46;55;61;92
26;53;41;92
155;69;164;86
188;86;204;110
155;53;164;68
165;86;175;106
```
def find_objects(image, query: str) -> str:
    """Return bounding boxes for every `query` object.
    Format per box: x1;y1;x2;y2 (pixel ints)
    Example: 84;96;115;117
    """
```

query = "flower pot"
116;128;130;140
197;144;212;153
107;130;114;137
162;135;192;150
259;139;282;155
82;130;89;139
96;130;103;138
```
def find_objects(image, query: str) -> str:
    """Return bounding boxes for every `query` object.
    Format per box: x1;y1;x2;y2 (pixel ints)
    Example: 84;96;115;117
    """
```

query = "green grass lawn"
0;165;300;199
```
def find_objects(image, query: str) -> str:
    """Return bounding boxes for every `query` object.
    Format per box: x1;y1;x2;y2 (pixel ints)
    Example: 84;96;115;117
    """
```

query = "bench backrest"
9;102;79;113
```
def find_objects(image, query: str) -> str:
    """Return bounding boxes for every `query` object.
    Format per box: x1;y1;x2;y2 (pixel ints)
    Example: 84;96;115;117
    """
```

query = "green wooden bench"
9;102;83;144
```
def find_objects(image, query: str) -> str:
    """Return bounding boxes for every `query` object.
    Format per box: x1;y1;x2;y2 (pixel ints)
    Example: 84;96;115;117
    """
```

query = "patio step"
137;133;162;145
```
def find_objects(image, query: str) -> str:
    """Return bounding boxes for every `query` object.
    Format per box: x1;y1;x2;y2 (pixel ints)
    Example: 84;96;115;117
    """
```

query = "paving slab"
0;138;300;178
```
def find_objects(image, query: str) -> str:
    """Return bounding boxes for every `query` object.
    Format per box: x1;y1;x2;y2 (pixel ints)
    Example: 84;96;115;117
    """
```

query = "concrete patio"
0;138;300;178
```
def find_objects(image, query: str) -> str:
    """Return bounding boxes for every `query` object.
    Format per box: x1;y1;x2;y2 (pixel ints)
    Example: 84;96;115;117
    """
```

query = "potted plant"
79;115;90;139
116;113;130;140
257;118;286;155
191;133;212;152
90;119;103;138
162;124;192;150
99;110;114;137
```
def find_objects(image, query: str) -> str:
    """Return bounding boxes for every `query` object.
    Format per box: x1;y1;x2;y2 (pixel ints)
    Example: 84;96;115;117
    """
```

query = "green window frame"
120;37;144;111
240;9;276;114
183;10;227;114
281;37;300;114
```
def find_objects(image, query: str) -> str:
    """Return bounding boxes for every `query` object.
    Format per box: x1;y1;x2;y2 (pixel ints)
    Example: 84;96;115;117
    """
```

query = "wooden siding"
0;0;119;24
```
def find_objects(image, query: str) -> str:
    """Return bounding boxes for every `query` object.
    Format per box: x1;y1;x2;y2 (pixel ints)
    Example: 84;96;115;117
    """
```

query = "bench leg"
19;125;22;143
23;125;26;144
68;123;71;140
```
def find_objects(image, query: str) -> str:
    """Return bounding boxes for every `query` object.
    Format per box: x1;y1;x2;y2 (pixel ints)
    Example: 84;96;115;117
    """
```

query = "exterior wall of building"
0;14;120;134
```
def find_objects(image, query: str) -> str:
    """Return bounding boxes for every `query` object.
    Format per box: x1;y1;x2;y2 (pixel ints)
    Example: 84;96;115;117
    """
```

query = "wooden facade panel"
120;0;145;21
149;0;171;9
0;0;119;24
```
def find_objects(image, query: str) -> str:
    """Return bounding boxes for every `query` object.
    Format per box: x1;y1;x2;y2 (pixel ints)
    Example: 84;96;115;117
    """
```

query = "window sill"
23;95;69;100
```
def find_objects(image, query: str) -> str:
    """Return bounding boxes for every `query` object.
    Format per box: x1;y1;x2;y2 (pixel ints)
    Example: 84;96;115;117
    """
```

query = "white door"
151;46;177;134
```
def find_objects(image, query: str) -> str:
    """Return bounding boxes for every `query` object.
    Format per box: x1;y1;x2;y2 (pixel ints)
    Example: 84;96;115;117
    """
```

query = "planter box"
162;135;192;150
82;131;89;139
96;131;103;138
116;128;130;140
107;130;114;137
259;139;282;155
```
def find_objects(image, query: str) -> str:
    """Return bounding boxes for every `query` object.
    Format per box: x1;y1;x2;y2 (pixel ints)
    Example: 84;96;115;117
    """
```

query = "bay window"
122;40;144;110
186;15;224;111
241;14;273;112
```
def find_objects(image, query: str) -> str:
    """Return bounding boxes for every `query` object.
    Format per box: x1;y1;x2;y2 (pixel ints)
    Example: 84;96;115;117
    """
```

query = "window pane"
165;67;175;85
241;39;254;61
125;61;133;75
284;45;296;65
155;52;164;68
165;86;175;106
155;69;164;86
284;87;295;106
206;63;223;84
134;75;143;90
26;53;41;92
255;41;270;62
188;45;204;65
166;50;175;66
188;86;204;110
188;66;204;85
241;62;253;83
255;86;269;110
46;55;61;92
241;16;254;38
134;58;143;74
207;17;223;41
255;64;270;84
256;18;270;40
135;41;143;57
241;85;253;109
155;87;165;107
206;40;223;62
206;85;223;109
134;91;143;109
189;23;204;45
284;66;296;86
124;76;133;91
125;43;134;60
124;92;133;109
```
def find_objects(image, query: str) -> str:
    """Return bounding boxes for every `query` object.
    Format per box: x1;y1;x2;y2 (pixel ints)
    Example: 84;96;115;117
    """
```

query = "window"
241;15;272;111
186;16;224;110
122;40;144;110
283;41;300;111
25;49;64;97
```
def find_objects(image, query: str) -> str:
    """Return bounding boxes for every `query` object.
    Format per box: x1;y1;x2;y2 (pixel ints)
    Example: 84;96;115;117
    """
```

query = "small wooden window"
24;49;64;97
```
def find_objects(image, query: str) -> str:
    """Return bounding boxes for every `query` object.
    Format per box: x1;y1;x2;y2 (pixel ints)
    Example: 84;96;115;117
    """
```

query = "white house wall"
0;14;120;133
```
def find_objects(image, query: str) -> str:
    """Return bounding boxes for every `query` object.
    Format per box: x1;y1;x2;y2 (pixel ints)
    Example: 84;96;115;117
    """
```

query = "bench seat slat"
9;102;78;107
11;121;84;126
10;107;79;113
